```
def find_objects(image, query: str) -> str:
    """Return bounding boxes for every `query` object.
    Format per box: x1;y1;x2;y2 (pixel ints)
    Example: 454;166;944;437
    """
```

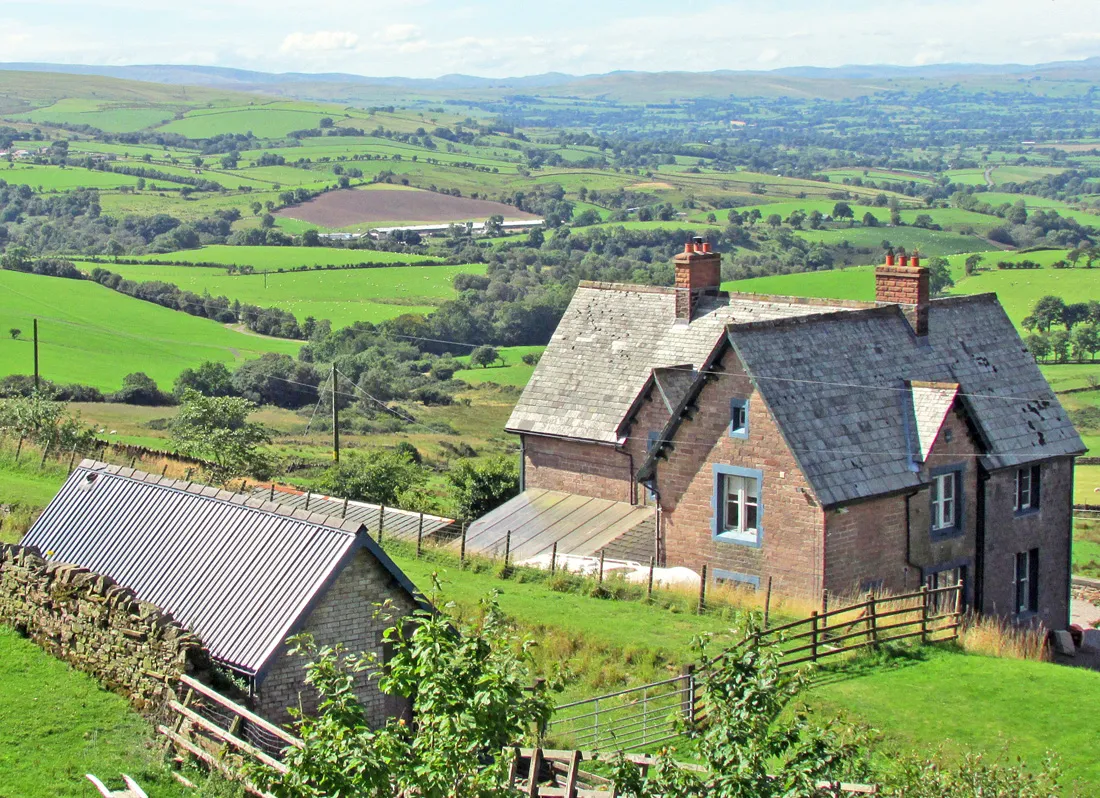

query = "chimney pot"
702;241;712;253
911;254;920;268
885;254;895;266
683;242;693;254
899;255;909;267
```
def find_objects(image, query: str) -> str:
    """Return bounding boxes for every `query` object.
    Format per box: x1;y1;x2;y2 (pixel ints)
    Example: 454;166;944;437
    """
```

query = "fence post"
304;491;311;512
416;513;424;558
867;592;878;646
550;542;557;576
821;588;829;637
698;564;708;614
459;522;467;568
920;584;930;644
378;505;385;543
161;463;169;477
811;611;819;662
342;497;349;519
598;550;605;584
68;445;79;474
763;576;773;628
129;455;136;469
14;435;24;462
504;530;511;570
647;557;655;601
185;467;193;482
269;483;275;501
526;747;543;798
681;664;697;726
39;435;54;470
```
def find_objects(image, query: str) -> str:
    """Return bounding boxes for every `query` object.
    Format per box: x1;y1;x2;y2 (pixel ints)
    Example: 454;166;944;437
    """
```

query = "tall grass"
958;613;1050;662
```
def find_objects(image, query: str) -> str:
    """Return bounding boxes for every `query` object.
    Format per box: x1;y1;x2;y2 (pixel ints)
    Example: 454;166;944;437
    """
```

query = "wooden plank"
157;726;274;798
564;750;582;798
178;675;303;748
527;747;544;798
168;700;288;774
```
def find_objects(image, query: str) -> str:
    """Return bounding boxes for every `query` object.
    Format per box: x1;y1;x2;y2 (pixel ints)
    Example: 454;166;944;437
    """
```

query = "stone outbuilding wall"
0;543;214;712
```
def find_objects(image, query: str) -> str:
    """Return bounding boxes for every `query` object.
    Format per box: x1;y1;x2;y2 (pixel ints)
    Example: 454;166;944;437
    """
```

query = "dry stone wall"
0;543;215;713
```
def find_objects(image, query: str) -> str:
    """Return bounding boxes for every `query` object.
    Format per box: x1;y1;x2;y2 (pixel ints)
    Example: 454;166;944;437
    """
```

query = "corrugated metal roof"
23;461;422;676
463;489;654;561
250;487;458;543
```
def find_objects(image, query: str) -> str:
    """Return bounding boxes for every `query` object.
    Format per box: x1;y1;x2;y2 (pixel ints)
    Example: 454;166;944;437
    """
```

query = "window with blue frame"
713;569;760;591
646;430;659;452
929;465;964;539
713;464;762;545
729;397;748;439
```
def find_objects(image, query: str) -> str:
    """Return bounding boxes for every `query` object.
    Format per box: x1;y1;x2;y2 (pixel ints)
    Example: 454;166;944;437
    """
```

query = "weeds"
958;613;1050;661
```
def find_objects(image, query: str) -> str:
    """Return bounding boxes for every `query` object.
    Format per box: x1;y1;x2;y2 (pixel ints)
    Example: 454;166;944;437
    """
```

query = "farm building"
22;460;427;725
474;240;1083;629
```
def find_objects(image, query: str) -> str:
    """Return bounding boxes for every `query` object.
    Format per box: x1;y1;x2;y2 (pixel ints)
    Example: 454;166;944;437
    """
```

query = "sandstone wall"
0;543;213;713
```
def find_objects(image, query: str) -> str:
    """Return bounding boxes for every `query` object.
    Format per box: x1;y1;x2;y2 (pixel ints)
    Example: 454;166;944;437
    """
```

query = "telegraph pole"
32;318;39;393
331;363;340;463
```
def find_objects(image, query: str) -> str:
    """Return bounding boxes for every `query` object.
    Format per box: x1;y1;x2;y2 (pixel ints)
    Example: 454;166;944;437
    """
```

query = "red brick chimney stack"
875;252;929;336
674;237;721;321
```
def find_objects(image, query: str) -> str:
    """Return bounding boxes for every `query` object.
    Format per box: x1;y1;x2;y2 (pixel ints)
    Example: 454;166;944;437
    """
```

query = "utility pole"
32;318;39;393
331;363;340;463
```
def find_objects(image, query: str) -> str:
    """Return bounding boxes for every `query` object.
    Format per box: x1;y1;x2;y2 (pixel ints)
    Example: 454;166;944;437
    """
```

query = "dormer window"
729;398;749;439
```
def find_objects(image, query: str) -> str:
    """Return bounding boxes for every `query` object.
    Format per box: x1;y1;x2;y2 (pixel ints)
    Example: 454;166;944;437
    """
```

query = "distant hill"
2;57;1099;104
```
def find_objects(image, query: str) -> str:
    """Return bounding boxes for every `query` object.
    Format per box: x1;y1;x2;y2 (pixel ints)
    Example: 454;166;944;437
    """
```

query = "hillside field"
0;270;298;391
126;244;442;268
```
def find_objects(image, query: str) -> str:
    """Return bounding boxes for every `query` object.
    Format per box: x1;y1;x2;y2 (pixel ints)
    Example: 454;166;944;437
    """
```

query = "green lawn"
454;345;544;387
127;245;442;268
86;255;482;329
0;163;139;190
0;270;299;392
1073;518;1100;578
808;647;1100;796
0;626;192;798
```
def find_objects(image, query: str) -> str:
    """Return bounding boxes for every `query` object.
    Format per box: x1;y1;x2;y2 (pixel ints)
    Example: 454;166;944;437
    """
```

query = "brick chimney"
674;237;721;321
875;252;929;336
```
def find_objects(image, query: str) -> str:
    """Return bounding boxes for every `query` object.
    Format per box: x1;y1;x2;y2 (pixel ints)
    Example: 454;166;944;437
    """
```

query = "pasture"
87;258;485;328
156;104;340;138
0;270;298;392
0;163;139;190
795;225;994;256
127;244;442;268
276;186;541;228
453;345;544;387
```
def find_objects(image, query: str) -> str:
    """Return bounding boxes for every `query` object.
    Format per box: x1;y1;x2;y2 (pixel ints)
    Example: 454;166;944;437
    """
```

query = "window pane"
745;501;758;531
726;496;740;530
943;473;954;500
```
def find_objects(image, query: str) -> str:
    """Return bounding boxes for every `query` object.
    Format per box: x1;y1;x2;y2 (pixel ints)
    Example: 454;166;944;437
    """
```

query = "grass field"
89;257;482;328
0;626;193;798
454;345;544;386
0;270;299;391
0;163;139;190
125;245;441;268
809;646;1100;795
156;105;338;138
795;225;994;255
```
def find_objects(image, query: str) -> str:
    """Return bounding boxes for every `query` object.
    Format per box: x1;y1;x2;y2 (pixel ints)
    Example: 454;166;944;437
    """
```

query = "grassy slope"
127;245;441;268
454;345;544;387
0;626;190;798
0;270;299;391
84;258;481;328
809;647;1100;795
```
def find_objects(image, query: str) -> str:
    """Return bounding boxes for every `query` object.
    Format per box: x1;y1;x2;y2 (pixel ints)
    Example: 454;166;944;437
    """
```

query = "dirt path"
223;323;293;345
983;166;995;187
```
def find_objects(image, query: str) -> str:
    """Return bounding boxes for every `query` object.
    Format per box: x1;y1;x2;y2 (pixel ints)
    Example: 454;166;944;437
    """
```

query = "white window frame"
1014;465;1040;513
714;467;762;546
1014;549;1039;615
931;472;956;531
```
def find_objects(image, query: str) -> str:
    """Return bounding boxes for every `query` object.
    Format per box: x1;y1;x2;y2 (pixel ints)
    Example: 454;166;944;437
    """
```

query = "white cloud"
758;48;780;64
279;31;359;55
381;23;422;43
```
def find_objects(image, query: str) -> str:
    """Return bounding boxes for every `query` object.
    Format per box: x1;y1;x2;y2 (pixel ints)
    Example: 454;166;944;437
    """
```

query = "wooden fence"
159;675;302;797
741;580;965;672
506;748;877;797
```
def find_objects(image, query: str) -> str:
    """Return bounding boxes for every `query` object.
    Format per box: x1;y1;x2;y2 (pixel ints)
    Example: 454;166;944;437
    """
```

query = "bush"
447;456;519;520
108;372;173;406
317;449;425;506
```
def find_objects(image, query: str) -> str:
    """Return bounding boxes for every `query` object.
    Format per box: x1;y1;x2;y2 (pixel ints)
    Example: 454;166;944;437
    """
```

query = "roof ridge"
76;459;361;536
725;303;900;334
577;280;677;295
725;290;874;310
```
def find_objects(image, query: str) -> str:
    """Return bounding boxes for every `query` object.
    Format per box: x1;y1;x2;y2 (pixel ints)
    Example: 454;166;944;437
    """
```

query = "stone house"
23;460;426;725
478;240;1083;629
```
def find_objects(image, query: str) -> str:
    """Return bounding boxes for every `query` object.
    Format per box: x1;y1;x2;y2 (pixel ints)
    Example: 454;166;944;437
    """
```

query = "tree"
448;456;520;520
469;345;501;369
0;245;30;272
173;361;235;399
1025;332;1051;362
170;390;274;483
521;352;541;366
252;589;556;798
786;210;806;229
109;372;171;406
301;229;321;247
927;257;954;296
807;209;824;229
1049;329;1071;362
862;211;878;227
964;253;984;276
8;328;19;340
250;201;262;216
766;213;782;229
1031;295;1067;332
317;449;425;506
832;201;853;222
319;117;334;129
261;213;275;229
1062;302;1089;330
1072;323;1100;361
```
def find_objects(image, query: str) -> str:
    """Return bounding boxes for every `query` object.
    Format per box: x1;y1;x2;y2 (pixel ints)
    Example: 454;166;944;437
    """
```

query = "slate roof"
506;282;860;443
640;295;1085;507
23;461;424;677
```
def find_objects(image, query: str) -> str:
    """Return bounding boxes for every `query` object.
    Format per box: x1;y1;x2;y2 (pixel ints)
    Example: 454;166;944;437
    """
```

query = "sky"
0;0;1098;78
